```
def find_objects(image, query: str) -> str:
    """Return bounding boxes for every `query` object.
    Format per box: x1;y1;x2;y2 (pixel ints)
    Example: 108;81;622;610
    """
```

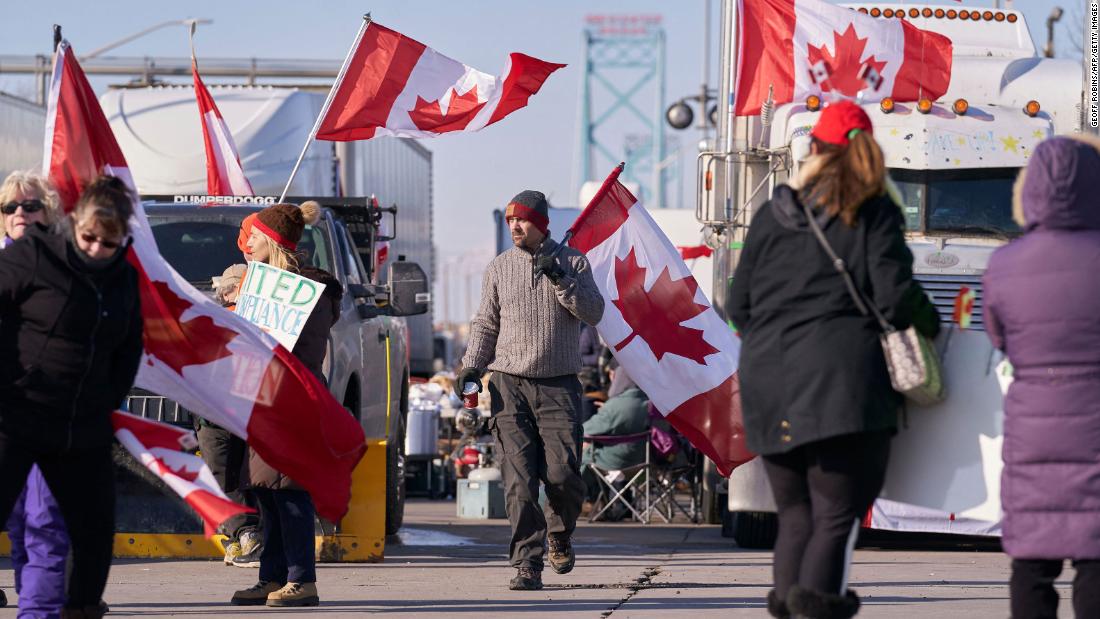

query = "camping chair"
646;447;703;524
584;431;651;523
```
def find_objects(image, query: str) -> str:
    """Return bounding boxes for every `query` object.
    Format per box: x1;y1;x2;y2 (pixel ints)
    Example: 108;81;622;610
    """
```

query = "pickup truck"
124;196;429;536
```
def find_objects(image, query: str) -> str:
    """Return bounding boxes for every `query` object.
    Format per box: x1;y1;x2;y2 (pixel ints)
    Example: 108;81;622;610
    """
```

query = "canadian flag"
315;20;564;141
43;40;366;522
112;411;253;537
569;166;753;476
192;55;254;197
735;0;952;115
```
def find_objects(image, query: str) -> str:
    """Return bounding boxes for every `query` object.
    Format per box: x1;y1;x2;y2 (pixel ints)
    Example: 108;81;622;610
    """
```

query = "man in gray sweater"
457;190;604;591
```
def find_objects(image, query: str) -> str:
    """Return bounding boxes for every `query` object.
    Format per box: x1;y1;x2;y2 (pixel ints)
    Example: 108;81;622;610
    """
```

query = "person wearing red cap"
457;189;604;591
729;100;939;619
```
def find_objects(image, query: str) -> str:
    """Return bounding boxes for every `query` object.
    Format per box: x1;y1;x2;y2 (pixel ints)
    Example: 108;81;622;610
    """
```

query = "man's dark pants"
489;372;586;571
196;423;260;539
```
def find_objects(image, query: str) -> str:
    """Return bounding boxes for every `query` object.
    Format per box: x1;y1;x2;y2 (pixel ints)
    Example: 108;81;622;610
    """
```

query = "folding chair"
646;453;703;524
584;431;651;523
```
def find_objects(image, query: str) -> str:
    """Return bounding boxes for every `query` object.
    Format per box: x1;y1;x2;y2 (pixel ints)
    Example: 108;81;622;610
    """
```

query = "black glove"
454;367;485;398
534;255;567;285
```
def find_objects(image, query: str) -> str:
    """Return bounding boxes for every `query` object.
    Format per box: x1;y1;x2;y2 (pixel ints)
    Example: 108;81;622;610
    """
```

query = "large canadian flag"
112;411;253;537
192;57;254;196
315;21;564;141
43;40;366;522
735;0;952;115
569;166;753;476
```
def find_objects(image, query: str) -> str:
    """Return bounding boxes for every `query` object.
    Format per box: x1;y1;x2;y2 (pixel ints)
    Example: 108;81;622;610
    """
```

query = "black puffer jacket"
249;265;342;490
729;185;939;455
0;223;143;451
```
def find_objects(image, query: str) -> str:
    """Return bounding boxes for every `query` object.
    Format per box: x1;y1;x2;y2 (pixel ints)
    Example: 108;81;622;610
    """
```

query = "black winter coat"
0;223;143;451
729;186;939;455
249;265;342;490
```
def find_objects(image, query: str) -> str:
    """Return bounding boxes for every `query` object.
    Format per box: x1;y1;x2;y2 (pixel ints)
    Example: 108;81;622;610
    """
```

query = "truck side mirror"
388;261;430;317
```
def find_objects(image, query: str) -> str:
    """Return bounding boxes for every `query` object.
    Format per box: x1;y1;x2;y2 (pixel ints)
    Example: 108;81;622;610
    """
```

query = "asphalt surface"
0;499;1079;617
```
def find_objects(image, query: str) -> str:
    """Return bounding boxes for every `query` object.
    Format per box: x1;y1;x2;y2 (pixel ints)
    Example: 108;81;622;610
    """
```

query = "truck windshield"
149;220;332;288
890;167;1021;238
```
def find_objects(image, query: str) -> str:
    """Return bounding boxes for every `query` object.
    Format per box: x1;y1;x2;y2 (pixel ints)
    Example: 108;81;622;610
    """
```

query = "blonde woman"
0;171;71;616
232;201;343;608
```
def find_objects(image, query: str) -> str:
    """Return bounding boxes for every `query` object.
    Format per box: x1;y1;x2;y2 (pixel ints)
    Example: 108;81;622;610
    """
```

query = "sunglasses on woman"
1;199;45;215
79;232;122;250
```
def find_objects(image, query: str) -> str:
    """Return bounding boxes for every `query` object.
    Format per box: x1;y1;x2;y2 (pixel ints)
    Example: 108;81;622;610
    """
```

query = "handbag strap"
799;201;896;334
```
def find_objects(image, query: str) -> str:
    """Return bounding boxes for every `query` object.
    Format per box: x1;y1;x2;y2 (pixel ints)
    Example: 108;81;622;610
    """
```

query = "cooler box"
456;478;506;519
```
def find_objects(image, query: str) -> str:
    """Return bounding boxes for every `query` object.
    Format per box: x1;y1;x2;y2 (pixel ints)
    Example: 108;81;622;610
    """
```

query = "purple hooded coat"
983;136;1100;560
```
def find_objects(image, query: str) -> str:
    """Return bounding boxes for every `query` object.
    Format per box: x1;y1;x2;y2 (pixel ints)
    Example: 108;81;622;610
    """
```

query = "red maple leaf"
807;24;887;97
408;84;487;133
138;267;238;377
153;456;200;483
611;248;719;365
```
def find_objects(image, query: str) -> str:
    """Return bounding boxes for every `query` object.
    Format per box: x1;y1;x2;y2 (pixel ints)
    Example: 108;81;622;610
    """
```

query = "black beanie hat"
254;203;306;250
505;190;550;235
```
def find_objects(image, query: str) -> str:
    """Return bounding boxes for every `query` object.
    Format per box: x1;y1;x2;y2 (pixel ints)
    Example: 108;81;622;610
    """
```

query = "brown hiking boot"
230;580;283;606
266;582;320;607
509;567;544;590
548;536;575;574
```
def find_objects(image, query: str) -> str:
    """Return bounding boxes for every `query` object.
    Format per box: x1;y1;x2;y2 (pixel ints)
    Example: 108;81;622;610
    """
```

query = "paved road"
0;500;1078;617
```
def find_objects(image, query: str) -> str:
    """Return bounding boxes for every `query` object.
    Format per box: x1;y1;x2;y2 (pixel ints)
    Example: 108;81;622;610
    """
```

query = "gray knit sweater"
462;239;605;378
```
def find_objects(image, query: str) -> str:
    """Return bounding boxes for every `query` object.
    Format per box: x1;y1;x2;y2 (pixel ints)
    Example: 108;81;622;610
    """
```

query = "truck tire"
732;511;778;549
385;377;409;536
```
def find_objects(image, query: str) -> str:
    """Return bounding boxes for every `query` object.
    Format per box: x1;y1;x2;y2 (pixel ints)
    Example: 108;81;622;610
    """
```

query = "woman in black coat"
0;176;143;619
729;102;939;619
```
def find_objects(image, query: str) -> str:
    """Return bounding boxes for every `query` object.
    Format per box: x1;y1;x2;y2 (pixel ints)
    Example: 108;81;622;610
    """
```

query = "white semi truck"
700;3;1084;546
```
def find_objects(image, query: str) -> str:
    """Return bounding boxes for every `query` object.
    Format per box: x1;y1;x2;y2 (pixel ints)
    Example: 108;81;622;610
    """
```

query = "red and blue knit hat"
504;190;549;235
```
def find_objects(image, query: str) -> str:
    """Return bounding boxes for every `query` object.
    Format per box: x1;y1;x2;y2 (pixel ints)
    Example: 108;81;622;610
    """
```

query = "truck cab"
699;3;1084;545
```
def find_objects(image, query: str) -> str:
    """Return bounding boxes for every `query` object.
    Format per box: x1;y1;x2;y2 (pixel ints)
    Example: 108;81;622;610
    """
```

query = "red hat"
810;100;873;147
238;212;257;254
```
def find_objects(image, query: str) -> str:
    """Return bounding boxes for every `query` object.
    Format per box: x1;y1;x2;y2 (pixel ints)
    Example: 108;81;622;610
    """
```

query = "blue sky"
3;1;1081;321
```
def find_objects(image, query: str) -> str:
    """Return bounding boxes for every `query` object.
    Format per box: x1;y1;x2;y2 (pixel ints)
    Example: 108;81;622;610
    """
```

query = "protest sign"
234;262;322;350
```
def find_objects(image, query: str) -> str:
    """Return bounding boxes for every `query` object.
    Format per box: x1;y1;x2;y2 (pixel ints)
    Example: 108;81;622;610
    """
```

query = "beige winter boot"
266;581;320;607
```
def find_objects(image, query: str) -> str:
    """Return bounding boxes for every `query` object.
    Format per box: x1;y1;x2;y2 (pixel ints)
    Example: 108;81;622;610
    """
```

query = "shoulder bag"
800;202;945;406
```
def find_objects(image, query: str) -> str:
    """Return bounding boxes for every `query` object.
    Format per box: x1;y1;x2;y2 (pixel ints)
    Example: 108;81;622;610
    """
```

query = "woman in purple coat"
983;135;1100;619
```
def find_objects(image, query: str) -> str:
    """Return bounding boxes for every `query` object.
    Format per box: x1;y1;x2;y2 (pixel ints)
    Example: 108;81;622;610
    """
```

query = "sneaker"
548;536;575;574
222;540;242;565
231;581;283;606
266;582;320;607
231;530;262;568
509;567;543;591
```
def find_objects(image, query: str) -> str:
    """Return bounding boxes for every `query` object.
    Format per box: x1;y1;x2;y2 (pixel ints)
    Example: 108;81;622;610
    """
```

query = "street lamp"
82;18;213;59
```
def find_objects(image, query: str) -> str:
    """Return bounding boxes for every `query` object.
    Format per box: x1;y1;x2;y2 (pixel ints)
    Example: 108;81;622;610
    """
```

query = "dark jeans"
255;488;316;584
489;372;585;571
762;431;891;599
1010;558;1100;619
0;427;115;608
196;424;260;539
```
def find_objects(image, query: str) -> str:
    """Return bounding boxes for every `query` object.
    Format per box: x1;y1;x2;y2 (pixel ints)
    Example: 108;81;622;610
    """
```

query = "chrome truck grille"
914;273;984;331
125;388;194;427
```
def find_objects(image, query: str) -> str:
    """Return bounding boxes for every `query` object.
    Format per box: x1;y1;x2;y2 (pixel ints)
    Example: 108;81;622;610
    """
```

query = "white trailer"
0;91;45;179
701;3;1083;546
99;86;436;376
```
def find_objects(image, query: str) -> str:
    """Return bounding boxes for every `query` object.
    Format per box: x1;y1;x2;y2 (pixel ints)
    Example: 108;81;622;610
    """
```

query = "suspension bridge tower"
575;14;670;208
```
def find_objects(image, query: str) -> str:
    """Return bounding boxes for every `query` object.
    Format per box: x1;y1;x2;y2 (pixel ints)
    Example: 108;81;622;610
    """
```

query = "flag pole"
279;13;372;202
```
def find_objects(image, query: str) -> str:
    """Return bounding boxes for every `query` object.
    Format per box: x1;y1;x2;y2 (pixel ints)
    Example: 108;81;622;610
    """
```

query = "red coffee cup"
462;382;479;409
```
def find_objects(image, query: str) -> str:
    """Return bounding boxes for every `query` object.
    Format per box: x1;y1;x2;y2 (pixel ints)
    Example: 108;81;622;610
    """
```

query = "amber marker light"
935;9;946;18
917;99;933;114
870;7;882;17
907;8;917;18
952;99;969;115
995;12;1006;22
883;8;895;17
806;95;822;112
880;98;896;114
971;11;982;20
947;9;958;19
983;11;994;20
858;7;868;13
1024;100;1041;117
1007;13;1018;23
922;8;933;18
